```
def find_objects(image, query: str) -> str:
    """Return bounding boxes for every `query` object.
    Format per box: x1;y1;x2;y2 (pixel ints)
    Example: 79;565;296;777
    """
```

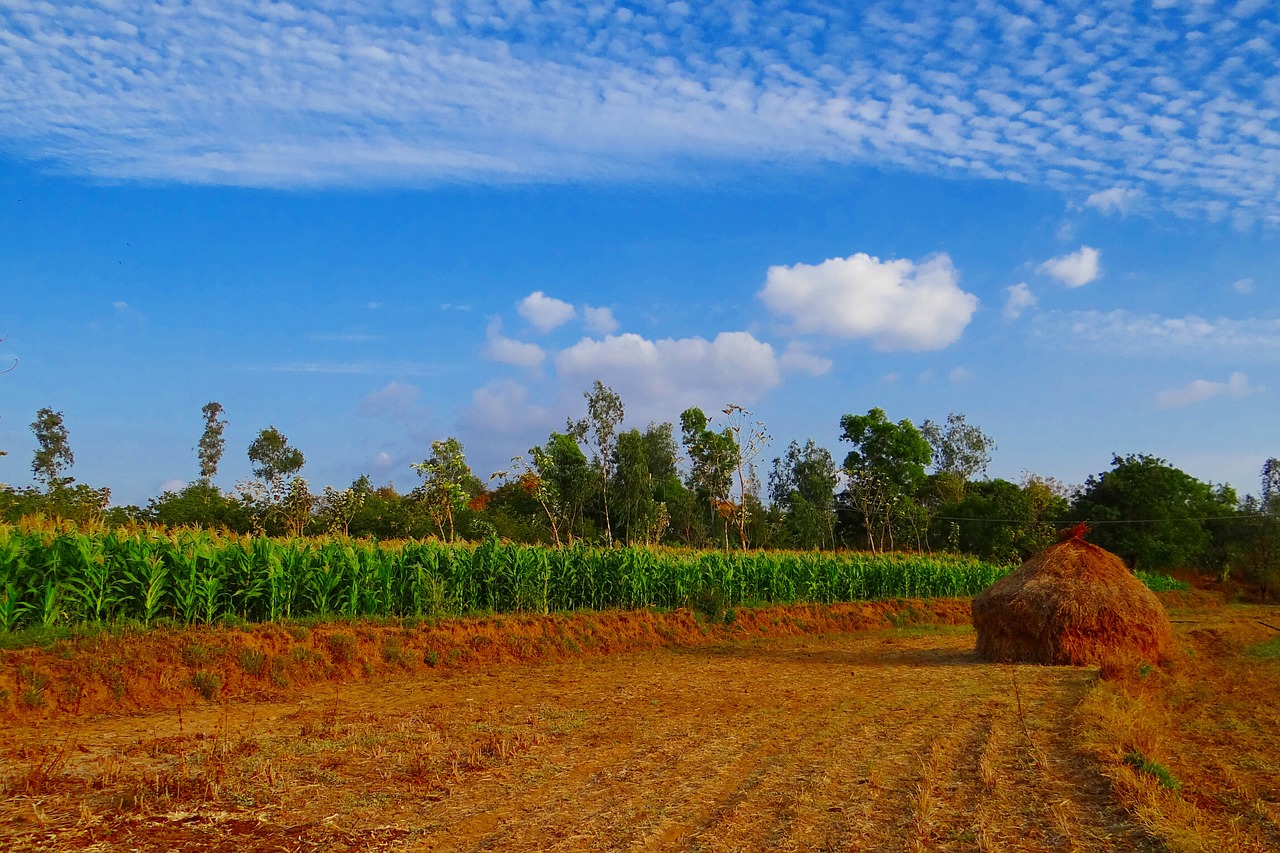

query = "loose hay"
972;528;1174;666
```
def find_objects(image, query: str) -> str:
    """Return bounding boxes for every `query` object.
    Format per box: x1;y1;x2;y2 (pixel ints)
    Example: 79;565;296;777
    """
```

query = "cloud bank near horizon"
3;1;1280;221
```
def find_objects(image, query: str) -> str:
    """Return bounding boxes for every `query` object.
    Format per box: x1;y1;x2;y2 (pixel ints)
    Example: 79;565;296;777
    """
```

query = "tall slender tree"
569;381;625;544
197;401;228;483
31;407;75;492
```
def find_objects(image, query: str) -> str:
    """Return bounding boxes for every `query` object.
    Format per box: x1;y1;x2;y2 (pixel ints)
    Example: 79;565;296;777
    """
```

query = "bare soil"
1;615;1163;852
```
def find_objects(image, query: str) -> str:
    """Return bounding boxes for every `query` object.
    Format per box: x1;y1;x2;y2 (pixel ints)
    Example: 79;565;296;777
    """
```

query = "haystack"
972;525;1174;665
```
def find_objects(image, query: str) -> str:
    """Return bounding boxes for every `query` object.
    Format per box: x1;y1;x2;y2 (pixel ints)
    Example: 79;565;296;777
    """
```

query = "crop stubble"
0;629;1159;852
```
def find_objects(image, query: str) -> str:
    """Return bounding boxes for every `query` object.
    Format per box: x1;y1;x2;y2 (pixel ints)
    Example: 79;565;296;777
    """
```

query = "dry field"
1;601;1278;853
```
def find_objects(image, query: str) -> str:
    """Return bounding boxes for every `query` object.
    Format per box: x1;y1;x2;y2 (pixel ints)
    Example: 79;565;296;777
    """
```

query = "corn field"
0;523;1182;632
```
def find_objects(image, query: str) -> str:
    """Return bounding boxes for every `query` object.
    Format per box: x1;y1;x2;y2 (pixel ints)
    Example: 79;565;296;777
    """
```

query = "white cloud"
359;381;424;421
5;4;1280;220
1232;278;1255;295
949;366;973;384
1154;372;1263;409
1037;247;1101;288
158;478;185;494
1085;187;1142;216
517;291;576;333
112;301;129;312
372;451;393;470
779;342;832;376
1053;310;1280;355
461;379;552;439
583;305;619;335
484;319;545;368
759;252;978;351
1003;283;1036;321
555;331;783;419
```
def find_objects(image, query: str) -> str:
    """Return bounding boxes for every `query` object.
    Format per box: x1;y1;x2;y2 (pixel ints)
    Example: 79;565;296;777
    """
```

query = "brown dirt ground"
0;599;1173;853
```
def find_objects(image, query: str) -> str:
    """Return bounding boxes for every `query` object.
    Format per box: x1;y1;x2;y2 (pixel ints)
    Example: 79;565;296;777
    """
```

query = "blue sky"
1;0;1278;505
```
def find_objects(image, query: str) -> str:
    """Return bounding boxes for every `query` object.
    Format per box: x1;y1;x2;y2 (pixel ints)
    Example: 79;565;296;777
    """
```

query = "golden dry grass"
0;624;1158;853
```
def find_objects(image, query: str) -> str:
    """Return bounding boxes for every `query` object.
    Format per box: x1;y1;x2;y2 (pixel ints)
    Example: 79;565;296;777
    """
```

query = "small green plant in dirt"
1246;637;1280;660
180;643;217;667
1123;750;1181;790
238;648;266;676
689;585;728;623
424;650;440;667
191;670;222;701
381;640;409;667
326;633;356;664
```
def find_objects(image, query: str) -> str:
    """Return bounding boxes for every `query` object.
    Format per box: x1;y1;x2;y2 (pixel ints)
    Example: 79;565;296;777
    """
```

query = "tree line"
2;384;1278;594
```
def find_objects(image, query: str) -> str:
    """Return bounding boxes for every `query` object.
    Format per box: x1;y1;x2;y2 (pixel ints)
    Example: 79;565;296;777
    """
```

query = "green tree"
411;437;480;541
197;401;228;483
680;407;738;548
931;478;1067;563
611;429;659;544
569;381;625;544
919;413;997;504
318;485;366;536
1070;453;1237;570
534;431;596;544
769;439;839;550
246;426;305;498
31;407;75;492
838;407;931;553
147;481;251;531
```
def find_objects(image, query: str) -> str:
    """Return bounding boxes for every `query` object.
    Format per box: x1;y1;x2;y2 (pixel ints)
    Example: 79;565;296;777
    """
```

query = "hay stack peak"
972;525;1174;665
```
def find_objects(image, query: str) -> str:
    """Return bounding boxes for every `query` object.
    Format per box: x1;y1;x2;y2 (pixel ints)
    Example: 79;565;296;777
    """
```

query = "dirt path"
1;627;1159;852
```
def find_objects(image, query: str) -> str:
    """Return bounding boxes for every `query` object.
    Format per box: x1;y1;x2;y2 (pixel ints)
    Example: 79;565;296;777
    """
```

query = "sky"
1;0;1278;506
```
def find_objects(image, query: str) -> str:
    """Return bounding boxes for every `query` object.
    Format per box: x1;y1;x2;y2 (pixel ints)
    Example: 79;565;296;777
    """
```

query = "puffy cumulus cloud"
583;305;619;335
1003;283;1036;321
484;318;545;368
759;253;978;351
1037;247;1101;288
1232;278;1255;295
1154;372;1262;409
1085;188;1143;216
518;291;576;333
779;342;832;376
555;331;783;419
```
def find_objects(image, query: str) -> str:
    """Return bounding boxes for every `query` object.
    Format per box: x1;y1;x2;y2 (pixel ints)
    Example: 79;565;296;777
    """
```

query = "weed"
20;685;47;709
180;643;213;667
382;640;409;667
238;649;266;676
191;671;222;701
287;624;310;642
424;650;440;667
722;608;737;626
269;656;290;688
326;633;356;664
1123;750;1181;790
1245;637;1280;660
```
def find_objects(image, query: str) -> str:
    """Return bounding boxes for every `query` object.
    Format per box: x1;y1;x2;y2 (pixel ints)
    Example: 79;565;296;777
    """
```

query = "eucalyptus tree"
31;407;75;492
197;401;228;484
569;381;625;544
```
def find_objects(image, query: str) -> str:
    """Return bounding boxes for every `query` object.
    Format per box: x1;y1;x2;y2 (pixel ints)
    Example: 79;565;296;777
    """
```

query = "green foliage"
238;648;266;675
769;439;839;550
198;402;228;483
931;478;1067;564
147;481;252;531
190;670;222;701
247;426;305;492
1071;454;1236;570
1123;750;1181;790
31;407;75;492
838;408;932;553
411;437;479;542
1133;572;1190;593
0;524;1007;631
